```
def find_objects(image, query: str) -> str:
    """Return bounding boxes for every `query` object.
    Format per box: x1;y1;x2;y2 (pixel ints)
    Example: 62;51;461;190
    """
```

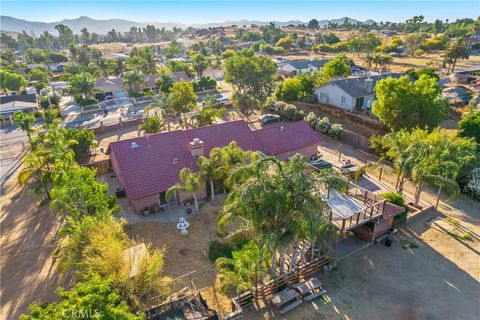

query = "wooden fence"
82;158;111;175
223;256;334;319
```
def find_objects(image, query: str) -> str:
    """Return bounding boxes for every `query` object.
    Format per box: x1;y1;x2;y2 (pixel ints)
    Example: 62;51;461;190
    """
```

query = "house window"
341;96;346;105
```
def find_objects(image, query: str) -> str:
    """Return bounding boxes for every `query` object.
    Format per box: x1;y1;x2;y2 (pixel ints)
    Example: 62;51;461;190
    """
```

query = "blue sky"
2;1;479;24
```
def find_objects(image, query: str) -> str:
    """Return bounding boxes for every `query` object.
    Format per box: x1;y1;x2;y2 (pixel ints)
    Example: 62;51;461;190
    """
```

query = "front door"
355;97;364;109
159;191;177;207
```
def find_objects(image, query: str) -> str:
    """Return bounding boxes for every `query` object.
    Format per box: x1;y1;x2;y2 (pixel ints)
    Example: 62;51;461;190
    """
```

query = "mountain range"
0;16;376;35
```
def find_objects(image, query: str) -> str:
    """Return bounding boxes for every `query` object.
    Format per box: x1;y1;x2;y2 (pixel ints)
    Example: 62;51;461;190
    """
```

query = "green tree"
194;105;223;127
63;128;96;160
12;111;36;141
320;53;352;81
69;72;95;99
25;48;48;63
276;36;294;50
29;67;50;82
0;70;28;93
225;53;277;108
164;40;181;60
167;81;197;127
231;90;260;118
445;37;470;74
372;75;449;131
122;70;145;97
404;33;428;56
215;241;270;294
279;77;303;101
139;115;166;134
167;168;202;214
55;24;74;48
382;128;477;206
191;53;208;78
20;274;141;320
308;19;320;29
459;111;480;144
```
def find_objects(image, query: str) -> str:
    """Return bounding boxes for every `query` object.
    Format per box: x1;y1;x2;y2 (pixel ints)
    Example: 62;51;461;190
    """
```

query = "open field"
244;210;480;320
0;171;71;320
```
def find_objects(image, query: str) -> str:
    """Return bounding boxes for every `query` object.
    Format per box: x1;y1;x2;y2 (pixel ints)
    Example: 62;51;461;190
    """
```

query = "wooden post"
338;143;342;161
379;167;383;181
436;186;442;209
341;219;346;231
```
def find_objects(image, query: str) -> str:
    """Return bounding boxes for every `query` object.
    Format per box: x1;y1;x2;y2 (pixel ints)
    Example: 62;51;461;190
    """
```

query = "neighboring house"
315;73;400;111
108;120;321;213
171;71;192;83
95;77;127;99
203;69;224;81
0;93;39;121
280;59;330;76
46;63;65;73
51;81;69;95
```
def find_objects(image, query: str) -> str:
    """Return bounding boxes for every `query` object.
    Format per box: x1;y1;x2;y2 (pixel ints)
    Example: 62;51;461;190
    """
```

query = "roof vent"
131;142;139;148
172;157;178;164
280;126;284;132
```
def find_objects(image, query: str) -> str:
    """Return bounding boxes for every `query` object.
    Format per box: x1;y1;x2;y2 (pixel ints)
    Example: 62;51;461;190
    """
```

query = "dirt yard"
245;209;480;320
0;171;71;319
124;196;235;315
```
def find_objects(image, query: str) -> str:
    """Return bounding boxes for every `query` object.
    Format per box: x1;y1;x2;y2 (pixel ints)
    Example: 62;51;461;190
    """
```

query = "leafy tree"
216;241;270;294
139;115;166;134
155;73;174;93
380;192;409;223
164;40;181;60
404;33;428;56
278;77;302;101
276;36;294;50
225;53;277;109
382;128;476;206
191;53;208;78
194;105;223;128
459;111;480;144
0;69;28;93
55;24;74;47
231;91;260;118
63;128;96;160
372;75;448;131
167;81;197;126
122;70;145;97
318;53;352;82
12;111;36;141
25;48;48;63
20;274;141;320
316;32;340;45
308;19;320;29
29;67;50;82
445;37;470;73
69;72;95;99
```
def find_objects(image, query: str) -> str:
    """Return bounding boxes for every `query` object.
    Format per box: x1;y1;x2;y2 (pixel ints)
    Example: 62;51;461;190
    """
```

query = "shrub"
40;96;49;108
208;240;234;262
464;168;480;201
330;124;343;140
192;76;217;92
381;192;409;224
305;112;319;127
315;117;332;134
75;96;98;107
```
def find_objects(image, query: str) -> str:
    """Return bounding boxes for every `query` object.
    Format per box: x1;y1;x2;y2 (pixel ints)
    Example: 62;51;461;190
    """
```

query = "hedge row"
266;101;343;140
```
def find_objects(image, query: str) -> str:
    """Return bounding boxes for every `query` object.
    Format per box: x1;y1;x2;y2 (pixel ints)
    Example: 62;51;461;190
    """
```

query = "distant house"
314;73;400;111
0;93;39;121
203;69;224;81
46;63;65;73
280;59;330;76
171;71;192;83
108;120;321;214
95;77;127;99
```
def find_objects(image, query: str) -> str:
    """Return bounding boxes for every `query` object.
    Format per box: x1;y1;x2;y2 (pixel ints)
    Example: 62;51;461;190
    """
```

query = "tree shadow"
0;178;72;319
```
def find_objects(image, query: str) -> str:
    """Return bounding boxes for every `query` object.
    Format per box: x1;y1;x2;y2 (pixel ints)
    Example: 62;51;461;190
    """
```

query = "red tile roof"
254;121;321;155
109;120;320;200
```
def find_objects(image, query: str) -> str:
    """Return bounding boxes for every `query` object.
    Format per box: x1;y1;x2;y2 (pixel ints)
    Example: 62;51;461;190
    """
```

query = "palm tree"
167;168;202;215
68;72;95;99
193;106;223;127
123;70;145;97
94;57;110;78
12;111;36;141
219;155;331;277
145;94;174;131
139;115;165;134
197;147;224;201
42;109;60;128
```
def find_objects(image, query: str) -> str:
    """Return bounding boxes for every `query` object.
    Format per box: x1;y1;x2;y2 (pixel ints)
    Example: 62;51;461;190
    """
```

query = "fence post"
435;186;442;209
379;167;383;181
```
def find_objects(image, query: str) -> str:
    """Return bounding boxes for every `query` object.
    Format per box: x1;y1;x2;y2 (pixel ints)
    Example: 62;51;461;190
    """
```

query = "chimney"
189;138;204;157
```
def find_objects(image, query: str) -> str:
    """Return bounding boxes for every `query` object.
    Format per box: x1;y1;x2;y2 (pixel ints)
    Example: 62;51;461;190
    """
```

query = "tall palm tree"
197;147;224;201
12;111;36;141
193;106;223;127
145;94;174;131
139;115;165;134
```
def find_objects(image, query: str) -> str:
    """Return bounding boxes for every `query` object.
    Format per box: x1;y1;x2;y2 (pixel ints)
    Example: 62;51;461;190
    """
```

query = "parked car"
259;113;281;125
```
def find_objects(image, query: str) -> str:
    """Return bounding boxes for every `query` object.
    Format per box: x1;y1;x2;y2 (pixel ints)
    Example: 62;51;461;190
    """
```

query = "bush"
315;116;332;134
208;240;234;262
40;96;50;108
192;76;217;92
381;192;409;224
464;168;480;201
75;96;98;107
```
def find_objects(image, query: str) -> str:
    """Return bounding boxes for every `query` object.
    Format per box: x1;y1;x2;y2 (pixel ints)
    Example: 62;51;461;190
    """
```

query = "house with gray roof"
314;73;401;111
280;59;330;76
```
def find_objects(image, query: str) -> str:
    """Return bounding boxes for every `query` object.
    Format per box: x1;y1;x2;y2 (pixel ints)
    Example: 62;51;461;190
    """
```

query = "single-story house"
108;120;321;213
171;71;192;83
203;69;224;81
0;93;39;121
280;59;330;76
314;73;400;111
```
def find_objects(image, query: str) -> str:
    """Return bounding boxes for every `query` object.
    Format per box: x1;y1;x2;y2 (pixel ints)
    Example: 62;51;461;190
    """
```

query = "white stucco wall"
315;84;355;111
